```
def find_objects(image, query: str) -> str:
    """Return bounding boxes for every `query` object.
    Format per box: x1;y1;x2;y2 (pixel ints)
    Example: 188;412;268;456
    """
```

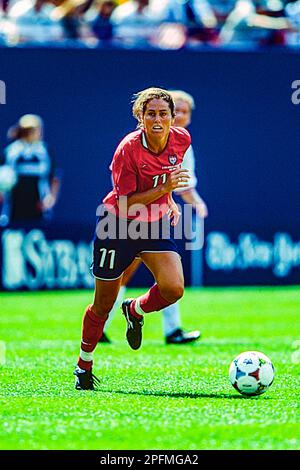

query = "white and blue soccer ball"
229;351;275;396
0;165;17;193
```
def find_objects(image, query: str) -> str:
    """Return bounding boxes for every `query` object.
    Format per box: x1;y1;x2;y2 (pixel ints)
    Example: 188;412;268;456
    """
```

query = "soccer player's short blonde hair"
169;90;195;111
132;87;175;127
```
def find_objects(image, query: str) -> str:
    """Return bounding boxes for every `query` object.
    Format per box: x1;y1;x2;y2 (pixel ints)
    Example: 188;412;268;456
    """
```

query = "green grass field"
0;286;299;450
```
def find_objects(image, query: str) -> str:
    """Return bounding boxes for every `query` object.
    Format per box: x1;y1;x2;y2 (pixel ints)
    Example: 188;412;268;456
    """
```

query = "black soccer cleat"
165;328;201;345
122;299;144;350
73;366;101;390
98;332;111;344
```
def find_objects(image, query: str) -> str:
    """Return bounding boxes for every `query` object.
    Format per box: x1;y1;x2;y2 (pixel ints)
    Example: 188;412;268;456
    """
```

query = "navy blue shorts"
91;211;179;280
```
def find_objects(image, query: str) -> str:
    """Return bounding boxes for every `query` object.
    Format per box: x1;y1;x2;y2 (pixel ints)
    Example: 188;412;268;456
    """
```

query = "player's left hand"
167;195;181;226
40;194;56;211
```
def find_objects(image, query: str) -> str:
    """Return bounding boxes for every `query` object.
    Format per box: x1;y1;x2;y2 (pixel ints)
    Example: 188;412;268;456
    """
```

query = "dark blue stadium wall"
0;46;300;289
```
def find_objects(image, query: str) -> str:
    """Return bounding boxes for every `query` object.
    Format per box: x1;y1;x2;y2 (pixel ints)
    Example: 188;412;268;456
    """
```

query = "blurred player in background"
0;114;60;227
99;88;208;345
74;87;193;390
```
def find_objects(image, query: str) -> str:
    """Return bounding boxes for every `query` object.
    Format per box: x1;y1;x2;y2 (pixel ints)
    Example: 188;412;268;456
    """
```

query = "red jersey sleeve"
173;126;191;154
111;141;137;198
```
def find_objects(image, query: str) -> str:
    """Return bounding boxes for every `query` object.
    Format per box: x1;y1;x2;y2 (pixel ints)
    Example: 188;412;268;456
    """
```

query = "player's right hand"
164;168;190;192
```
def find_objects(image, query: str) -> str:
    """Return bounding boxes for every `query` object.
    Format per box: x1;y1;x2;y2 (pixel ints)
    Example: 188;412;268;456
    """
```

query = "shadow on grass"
97;389;271;399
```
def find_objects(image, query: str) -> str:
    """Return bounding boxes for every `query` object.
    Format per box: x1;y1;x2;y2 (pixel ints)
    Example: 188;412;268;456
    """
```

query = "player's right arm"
123;168;190;210
111;143;189;215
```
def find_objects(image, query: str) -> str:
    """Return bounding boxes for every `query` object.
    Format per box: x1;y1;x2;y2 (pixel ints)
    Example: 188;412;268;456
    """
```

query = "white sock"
79;349;93;363
104;285;126;331
162;302;181;336
134;297;146;316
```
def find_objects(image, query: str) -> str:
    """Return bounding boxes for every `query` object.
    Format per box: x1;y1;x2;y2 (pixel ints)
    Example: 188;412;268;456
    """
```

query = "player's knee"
91;298;114;318
160;282;184;303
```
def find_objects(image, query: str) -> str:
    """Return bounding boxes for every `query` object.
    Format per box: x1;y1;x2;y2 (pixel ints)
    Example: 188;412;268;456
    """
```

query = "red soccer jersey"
103;126;191;222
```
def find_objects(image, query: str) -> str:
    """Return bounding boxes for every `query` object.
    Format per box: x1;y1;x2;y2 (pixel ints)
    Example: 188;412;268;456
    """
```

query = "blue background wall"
1;47;300;288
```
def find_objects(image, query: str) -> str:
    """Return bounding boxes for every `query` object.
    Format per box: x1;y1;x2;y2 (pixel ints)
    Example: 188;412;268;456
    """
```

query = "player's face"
142;98;173;140
174;100;191;128
25;127;41;143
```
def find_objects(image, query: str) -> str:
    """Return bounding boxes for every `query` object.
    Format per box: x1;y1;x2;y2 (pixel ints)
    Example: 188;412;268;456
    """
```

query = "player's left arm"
43;176;60;210
179;188;208;219
41;147;61;211
175;145;208;219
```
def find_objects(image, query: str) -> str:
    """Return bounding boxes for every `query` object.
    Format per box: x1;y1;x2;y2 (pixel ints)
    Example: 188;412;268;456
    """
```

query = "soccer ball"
229;351;275;396
0;165;17;193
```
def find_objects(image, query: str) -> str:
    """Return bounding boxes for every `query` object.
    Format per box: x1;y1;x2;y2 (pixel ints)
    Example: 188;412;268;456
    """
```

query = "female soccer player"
100;89;208;345
0;114;60;227
74;87;192;390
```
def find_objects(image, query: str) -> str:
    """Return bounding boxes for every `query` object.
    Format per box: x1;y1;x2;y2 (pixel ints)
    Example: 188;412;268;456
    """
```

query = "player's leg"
99;285;126;343
138;251;184;306
122;251;184;350
74;277;122;390
162;303;182;337
100;258;142;343
162;302;201;344
75;213;136;389
122;258;143;286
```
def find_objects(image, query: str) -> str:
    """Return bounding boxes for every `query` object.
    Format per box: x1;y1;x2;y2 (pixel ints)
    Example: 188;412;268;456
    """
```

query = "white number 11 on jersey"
152;173;167;188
